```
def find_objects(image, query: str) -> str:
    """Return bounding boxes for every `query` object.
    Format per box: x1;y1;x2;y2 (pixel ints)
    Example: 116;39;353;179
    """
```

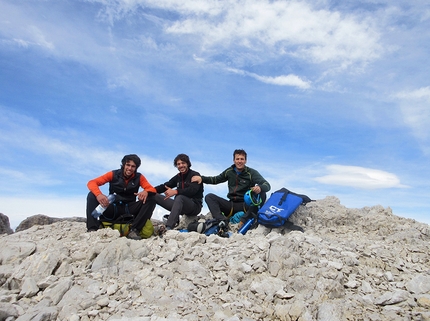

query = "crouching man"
86;154;156;240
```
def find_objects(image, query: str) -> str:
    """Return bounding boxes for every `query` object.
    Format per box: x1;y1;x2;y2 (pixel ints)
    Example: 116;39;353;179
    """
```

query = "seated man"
192;149;270;227
154;154;203;230
86;154;156;240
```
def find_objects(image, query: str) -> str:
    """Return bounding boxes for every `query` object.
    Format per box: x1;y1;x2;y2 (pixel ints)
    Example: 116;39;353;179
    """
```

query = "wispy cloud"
88;0;383;71
227;67;311;89
0;107;175;181
0;0;386;103
1;0;429;227
315;165;409;189
252;74;311;89
395;86;430;100
394;86;430;154
165;0;382;67
0;168;62;192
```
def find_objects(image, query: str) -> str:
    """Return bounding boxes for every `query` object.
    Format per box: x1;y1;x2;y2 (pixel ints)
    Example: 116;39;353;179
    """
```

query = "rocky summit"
0;196;429;321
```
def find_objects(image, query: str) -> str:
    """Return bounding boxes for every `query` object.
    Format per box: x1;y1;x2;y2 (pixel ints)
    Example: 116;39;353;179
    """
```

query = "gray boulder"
0;213;13;235
15;214;86;232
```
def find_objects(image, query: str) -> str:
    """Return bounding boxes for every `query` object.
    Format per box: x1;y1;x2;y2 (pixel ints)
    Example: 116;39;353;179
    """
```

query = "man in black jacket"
154;154;203;230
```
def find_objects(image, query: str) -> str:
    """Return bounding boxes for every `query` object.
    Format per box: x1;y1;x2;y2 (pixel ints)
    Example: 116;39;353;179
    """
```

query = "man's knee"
154;193;164;204
145;196;157;212
205;193;217;202
174;194;188;203
87;192;97;202
145;194;156;204
86;192;99;213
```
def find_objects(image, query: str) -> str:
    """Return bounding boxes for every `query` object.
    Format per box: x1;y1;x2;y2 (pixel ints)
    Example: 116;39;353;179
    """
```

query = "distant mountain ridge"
0;213;86;234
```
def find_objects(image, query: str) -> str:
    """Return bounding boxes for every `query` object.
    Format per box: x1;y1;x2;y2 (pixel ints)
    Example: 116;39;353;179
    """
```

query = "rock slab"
0;196;429;321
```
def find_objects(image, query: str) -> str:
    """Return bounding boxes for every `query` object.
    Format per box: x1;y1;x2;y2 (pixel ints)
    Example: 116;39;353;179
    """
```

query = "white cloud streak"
0;107;177;187
395;86;430;100
87;0;383;70
227;67;311;89
0;0;386;98
394;86;430;154
252;74;311;89
315;164;409;189
165;0;383;67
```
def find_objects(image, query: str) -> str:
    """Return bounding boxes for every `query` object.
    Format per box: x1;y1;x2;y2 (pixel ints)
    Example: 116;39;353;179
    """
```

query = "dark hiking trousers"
154;194;201;229
204;192;267;222
86;192;156;232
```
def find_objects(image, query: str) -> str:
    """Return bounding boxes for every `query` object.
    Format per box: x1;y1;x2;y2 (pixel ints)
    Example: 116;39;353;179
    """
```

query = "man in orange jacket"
86;154;156;240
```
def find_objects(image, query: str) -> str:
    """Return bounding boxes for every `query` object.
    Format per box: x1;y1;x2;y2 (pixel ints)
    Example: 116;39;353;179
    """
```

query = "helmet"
244;189;262;206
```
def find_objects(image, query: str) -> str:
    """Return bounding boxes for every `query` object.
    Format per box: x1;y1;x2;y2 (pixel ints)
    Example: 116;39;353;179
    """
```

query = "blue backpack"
257;188;312;228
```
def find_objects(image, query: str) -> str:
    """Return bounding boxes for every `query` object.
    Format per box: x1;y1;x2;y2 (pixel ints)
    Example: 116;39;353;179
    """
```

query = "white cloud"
227;67;311;89
163;0;382;67
0;0;385;102
0;106;175;180
315;164;409;189
0;168;62;193
0;2;55;51
87;0;383;70
394;86;430;154
395;86;430;100
252;74;311;89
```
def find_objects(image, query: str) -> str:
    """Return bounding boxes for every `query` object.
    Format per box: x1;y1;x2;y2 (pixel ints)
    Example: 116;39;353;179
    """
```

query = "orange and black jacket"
87;169;156;203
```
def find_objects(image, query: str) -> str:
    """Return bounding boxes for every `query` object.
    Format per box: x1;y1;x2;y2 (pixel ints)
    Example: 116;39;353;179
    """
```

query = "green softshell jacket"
202;165;271;202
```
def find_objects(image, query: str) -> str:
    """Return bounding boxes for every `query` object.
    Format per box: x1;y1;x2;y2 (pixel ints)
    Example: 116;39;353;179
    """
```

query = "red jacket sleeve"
140;174;156;193
87;171;113;197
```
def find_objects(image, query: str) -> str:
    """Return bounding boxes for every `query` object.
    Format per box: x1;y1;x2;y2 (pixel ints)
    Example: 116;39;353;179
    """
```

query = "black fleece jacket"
155;169;204;207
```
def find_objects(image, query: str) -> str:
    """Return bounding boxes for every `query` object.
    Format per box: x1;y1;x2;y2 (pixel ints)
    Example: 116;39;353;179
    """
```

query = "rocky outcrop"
0;213;13;235
15;214;86;232
0;196;429;321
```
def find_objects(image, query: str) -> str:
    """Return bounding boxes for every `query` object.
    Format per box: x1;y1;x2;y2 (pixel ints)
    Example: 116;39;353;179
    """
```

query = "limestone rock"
0;213;13;235
0;196;429;321
15;214;86;232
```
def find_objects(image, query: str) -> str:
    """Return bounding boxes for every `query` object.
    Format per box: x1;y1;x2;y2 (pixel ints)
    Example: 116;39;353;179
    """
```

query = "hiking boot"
162;214;169;225
157;225;168;237
218;221;230;238
127;229;141;240
196;222;207;234
218;220;229;232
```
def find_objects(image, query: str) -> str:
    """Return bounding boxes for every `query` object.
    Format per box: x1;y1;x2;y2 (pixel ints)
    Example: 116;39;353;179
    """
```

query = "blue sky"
1;0;429;229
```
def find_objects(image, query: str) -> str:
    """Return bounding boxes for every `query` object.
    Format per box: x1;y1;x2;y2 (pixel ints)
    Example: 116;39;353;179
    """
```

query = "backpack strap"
275;187;313;205
278;190;289;206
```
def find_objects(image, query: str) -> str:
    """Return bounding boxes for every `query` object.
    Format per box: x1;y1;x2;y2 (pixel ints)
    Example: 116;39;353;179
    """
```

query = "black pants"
86;192;156;231
204;192;267;222
154;194;201;229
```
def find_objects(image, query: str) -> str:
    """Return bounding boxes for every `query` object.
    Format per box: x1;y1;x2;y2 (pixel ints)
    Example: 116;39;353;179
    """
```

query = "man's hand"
251;186;261;194
135;191;149;203
163;186;178;200
191;176;202;184
96;194;109;208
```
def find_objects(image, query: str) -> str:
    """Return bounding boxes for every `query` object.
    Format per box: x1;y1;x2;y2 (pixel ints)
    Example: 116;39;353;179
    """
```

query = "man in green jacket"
192;149;270;227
